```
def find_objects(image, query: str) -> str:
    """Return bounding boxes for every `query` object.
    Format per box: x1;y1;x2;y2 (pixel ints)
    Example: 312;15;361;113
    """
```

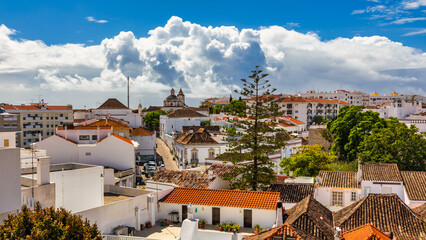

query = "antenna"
127;76;130;108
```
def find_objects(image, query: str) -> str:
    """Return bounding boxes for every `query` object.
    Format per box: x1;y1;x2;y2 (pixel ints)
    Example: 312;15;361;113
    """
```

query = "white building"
158;188;280;229
358;163;405;200
173;128;228;169
400;115;426;133
0;132;21;217
130;128;156;157
74;98;142;128
315;171;362;211
368;92;426;106
277;97;350;124
160;108;209;145
400;171;426;208
21;162;104;212
297;89;368;105
34;133;137;170
366;100;422;119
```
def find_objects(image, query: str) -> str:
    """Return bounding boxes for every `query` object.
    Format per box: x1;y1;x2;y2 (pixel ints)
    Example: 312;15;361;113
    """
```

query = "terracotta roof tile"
57;126;112;130
341;223;391;240
413;203;426;222
268;183;314;203
206;164;241;178
175;128;218;145
150;170;210;188
282;116;305;125
97;98;128;109
54;134;78;144
243;223;308;240
160;187;280;209
86;119;132;129
284;195;334;239
3;104;72;111
318;171;361;189
334;194;426;240
400;171;426;201
99;133;134;146
272;175;289;184
167;108;207;118
360;163;402;182
130;128;155;137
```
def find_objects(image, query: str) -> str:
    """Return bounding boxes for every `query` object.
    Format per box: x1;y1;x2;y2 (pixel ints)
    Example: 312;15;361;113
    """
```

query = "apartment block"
2;101;73;148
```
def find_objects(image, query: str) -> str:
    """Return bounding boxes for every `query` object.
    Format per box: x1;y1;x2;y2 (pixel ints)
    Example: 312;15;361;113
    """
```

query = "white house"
366;100;422;119
130;128;156;158
160;108;209;146
358;162;405;200
173;128;228;169
34;133;137;170
21;161;104;213
158;188;280;229
297;89;368;105
314;171;362;211
0;132;21;217
401;171;426;208
74;98;142;128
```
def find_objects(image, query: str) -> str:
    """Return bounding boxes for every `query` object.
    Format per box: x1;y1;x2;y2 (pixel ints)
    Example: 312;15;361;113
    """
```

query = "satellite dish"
315;176;322;183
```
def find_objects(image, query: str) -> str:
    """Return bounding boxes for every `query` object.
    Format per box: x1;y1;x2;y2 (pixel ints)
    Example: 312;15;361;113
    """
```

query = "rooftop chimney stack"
37;156;50;185
274;200;283;227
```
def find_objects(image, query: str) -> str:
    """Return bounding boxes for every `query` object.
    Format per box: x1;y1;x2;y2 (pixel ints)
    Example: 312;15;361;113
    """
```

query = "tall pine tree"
219;66;288;191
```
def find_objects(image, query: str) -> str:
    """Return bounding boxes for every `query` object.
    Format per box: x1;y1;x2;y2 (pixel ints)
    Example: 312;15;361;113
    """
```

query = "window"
191;151;198;160
4;139;9;147
92;135;97;140
79;135;90;140
351;192;357;201
85;152;91;156
208;150;215;159
332;191;343;206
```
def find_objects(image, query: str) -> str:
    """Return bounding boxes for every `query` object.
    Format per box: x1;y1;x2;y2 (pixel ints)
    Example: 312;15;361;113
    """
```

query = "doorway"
212;207;220;225
244;209;252;228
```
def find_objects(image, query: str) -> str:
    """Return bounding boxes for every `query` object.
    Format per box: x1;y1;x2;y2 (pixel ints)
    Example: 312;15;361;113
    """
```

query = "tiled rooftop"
360;163;402;182
130;128;155;137
175;128;218;145
334;194;426;240
150;169;211;188
160;187;280;210
341;224;391;240
400;171;426;201
166;108;206;118
97;98;128;109
268;183;314;203
414;203;426;222
317;171;361;189
284;195;334;239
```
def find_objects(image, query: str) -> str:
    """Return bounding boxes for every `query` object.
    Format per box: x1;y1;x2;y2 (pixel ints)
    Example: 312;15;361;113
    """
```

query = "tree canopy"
0;203;102;240
219;66;288;191
326;105;426;171
143;110;167;131
280;144;334;177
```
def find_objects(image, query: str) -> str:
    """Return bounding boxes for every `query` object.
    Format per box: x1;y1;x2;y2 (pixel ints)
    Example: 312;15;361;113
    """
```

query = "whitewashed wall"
158;203;275;229
35;135;79;163
174;142;228;169
131;134;156;156
314;187;361;210
50;164;104;212
0;148;21;214
0;132;16;148
361;181;404;200
92;109;142;128
56;128;111;144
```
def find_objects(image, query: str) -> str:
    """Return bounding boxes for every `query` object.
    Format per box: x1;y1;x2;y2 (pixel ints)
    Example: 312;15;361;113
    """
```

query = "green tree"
0;203;102;240
226;100;247;116
326;105;385;162
358;119;426;171
219;66;288;191
212;104;223;114
143;110;167;131
201;120;211;126
312;115;327;125
280;144;334;177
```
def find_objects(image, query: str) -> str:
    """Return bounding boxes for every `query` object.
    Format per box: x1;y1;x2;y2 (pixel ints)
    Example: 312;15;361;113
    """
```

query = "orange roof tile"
57;126;112;130
54;134;78;145
3;105;72;110
282;116;305;125
99;133;134;146
160;187;280;209
130;128;155;137
87;119;132;129
341;223;391;240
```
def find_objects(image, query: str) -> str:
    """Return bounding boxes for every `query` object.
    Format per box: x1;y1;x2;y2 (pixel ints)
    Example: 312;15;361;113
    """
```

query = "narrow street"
156;137;178;170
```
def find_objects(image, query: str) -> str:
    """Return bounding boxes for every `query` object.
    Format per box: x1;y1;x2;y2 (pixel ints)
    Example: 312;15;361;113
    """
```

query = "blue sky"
1;0;425;49
0;0;425;108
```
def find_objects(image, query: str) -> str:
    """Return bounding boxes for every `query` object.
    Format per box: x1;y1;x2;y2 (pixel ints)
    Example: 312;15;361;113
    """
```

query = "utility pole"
127;76;130;108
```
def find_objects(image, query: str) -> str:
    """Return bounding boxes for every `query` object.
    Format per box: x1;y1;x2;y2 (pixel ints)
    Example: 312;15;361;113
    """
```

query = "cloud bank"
0;17;425;107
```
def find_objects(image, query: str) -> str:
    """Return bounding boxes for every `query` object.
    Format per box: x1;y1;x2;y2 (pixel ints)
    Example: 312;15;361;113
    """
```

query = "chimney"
356;157;362;182
334;227;341;240
208;170;215;180
37;156;50;185
275;200;283;227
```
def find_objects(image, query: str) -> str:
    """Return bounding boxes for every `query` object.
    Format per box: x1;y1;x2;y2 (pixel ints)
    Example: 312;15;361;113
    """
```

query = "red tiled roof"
160;187;280;209
341;223;391;240
99;133;134;146
97;98;128;109
151;170;210;188
282;116;305;125
3;104;72;110
57;126;112;130
400;171;426;201
130;128;155;137
87;119;132;130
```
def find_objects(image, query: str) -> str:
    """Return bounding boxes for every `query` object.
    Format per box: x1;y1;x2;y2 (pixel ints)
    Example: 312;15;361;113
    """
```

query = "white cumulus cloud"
0;17;426;108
